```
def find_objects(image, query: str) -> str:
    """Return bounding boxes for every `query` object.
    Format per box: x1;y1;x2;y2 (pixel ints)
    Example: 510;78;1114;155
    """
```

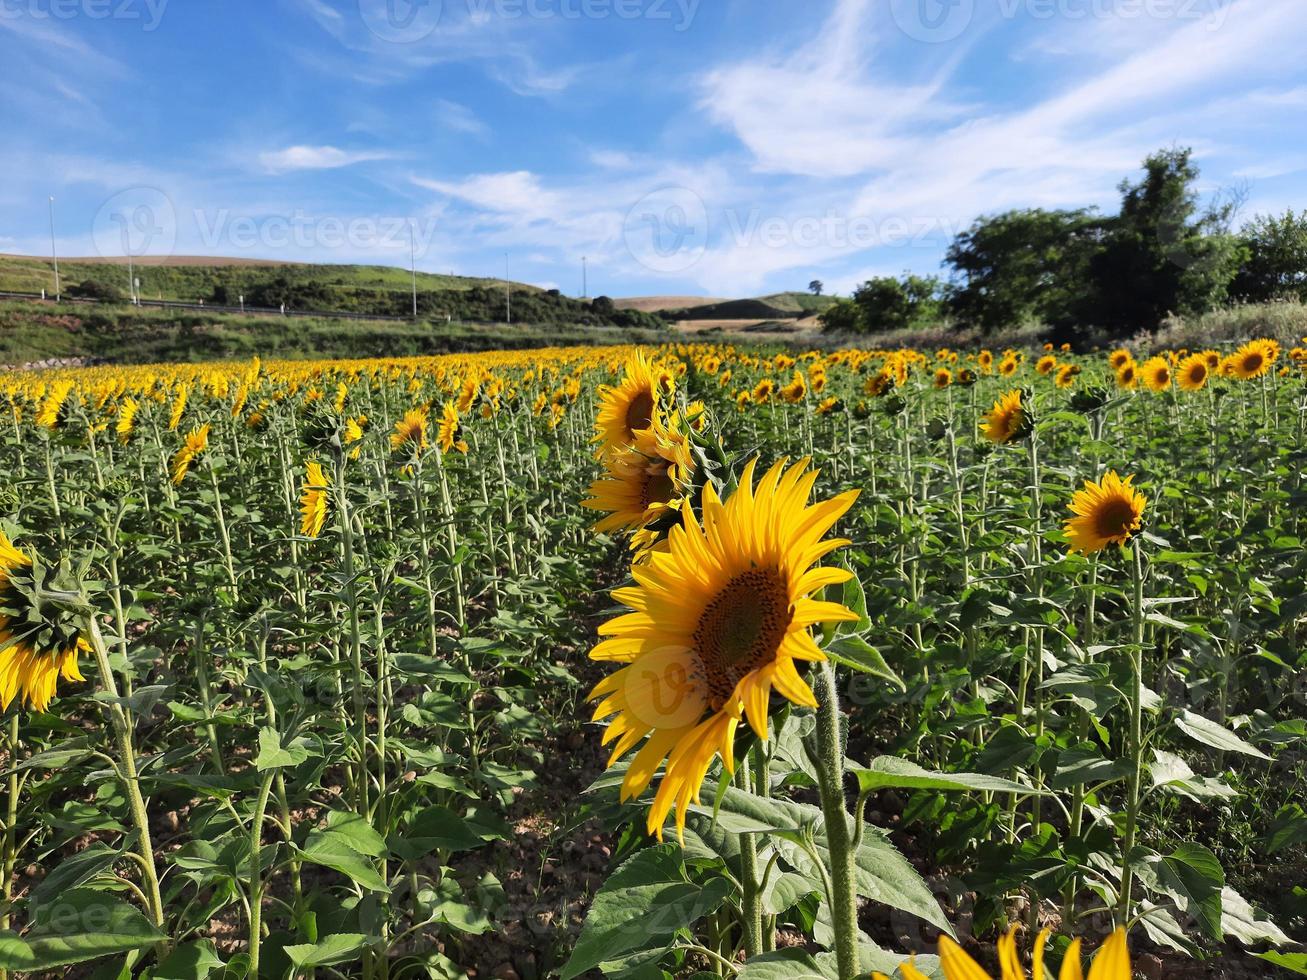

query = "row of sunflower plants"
569;341;1306;978
0;350;637;978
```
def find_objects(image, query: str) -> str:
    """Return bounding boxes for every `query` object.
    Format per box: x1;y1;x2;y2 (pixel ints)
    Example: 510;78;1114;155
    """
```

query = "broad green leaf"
849;757;1040;796
561;845;732;980
1257;952;1307;975
1174;711;1272;761
152;941;225;979
0;890;164;971
390;806;486;861
825;635;906;691
1219;887;1290;946
1149;750;1237;801
254;727;317;771
284;933;369;969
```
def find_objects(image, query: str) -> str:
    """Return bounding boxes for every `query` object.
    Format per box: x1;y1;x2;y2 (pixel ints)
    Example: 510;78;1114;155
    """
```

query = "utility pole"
48;196;60;301
128;253;136;304
409;221;418;318
505;252;511;324
582;255;588;299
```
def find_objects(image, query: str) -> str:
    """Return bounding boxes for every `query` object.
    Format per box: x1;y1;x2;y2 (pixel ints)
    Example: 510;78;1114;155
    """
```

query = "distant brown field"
614;295;728;313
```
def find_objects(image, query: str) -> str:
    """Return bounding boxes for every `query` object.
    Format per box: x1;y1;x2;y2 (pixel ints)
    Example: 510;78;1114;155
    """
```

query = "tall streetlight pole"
48;196;60;302
582;255;588;299
409;221;418;319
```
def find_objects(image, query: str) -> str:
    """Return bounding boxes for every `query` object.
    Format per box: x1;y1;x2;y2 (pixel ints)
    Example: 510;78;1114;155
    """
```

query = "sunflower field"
0;336;1304;979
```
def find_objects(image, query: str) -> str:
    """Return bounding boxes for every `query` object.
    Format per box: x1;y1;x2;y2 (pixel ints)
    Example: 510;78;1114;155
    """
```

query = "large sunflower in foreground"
588;458;859;839
593;353;667;456
981;390;1028;444
874;927;1130;980
0;531;86;712
1064;470;1146;555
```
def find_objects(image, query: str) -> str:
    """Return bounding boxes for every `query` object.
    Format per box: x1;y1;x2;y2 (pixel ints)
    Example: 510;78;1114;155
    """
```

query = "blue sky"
1;0;1304;298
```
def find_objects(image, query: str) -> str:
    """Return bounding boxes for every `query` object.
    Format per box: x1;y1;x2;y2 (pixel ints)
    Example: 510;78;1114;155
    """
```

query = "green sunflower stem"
736;754;764;959
813;659;859;980
2;713;19;980
86;619;167;938
1118;542;1147;923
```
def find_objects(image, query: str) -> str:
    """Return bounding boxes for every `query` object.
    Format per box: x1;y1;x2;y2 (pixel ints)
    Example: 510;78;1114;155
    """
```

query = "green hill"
675;291;837;321
0;254;664;331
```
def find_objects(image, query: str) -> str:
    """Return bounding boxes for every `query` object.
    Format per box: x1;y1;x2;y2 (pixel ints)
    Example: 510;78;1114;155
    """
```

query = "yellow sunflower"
1141;356;1172;393
1176;353;1210;392
299;460;331;538
35;381;74;431
1064;470;1146;555
934;368;953;389
0;531;86;712
589;458;859;839
977;350;995;374
1115;361;1138;390
390;407;430;455
438;402;469;455
780;371;807;404
1108;349;1133;371
981;390;1028;444
170;423;211;485
593;353;666;456
1036;355;1057;376
1226;339;1279;380
1055;364;1079;389
999;356;1020;377
874;927;1130;980
117;397;140;444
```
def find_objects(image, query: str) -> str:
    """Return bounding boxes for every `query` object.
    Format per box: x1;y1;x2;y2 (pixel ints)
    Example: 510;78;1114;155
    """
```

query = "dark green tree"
852;275;944;333
1233;210;1307;303
818;298;861;333
1083;148;1244;332
945;208;1104;333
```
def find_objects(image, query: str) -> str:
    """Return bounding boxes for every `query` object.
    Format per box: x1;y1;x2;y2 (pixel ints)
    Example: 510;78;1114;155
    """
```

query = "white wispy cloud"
257;145;393;174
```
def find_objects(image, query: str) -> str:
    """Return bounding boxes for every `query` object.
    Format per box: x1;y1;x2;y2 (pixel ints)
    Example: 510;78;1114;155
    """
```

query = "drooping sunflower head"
438;402;469;455
299;460;332;539
593;353;667;456
0;531;88;713
588;458;860;839
981;389;1029;445
116;397;141;444
170;423;211;486
1141;356;1172;393
874;927;1130;980
1176;353;1210;392
1064;470;1146;555
35;380;75;432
